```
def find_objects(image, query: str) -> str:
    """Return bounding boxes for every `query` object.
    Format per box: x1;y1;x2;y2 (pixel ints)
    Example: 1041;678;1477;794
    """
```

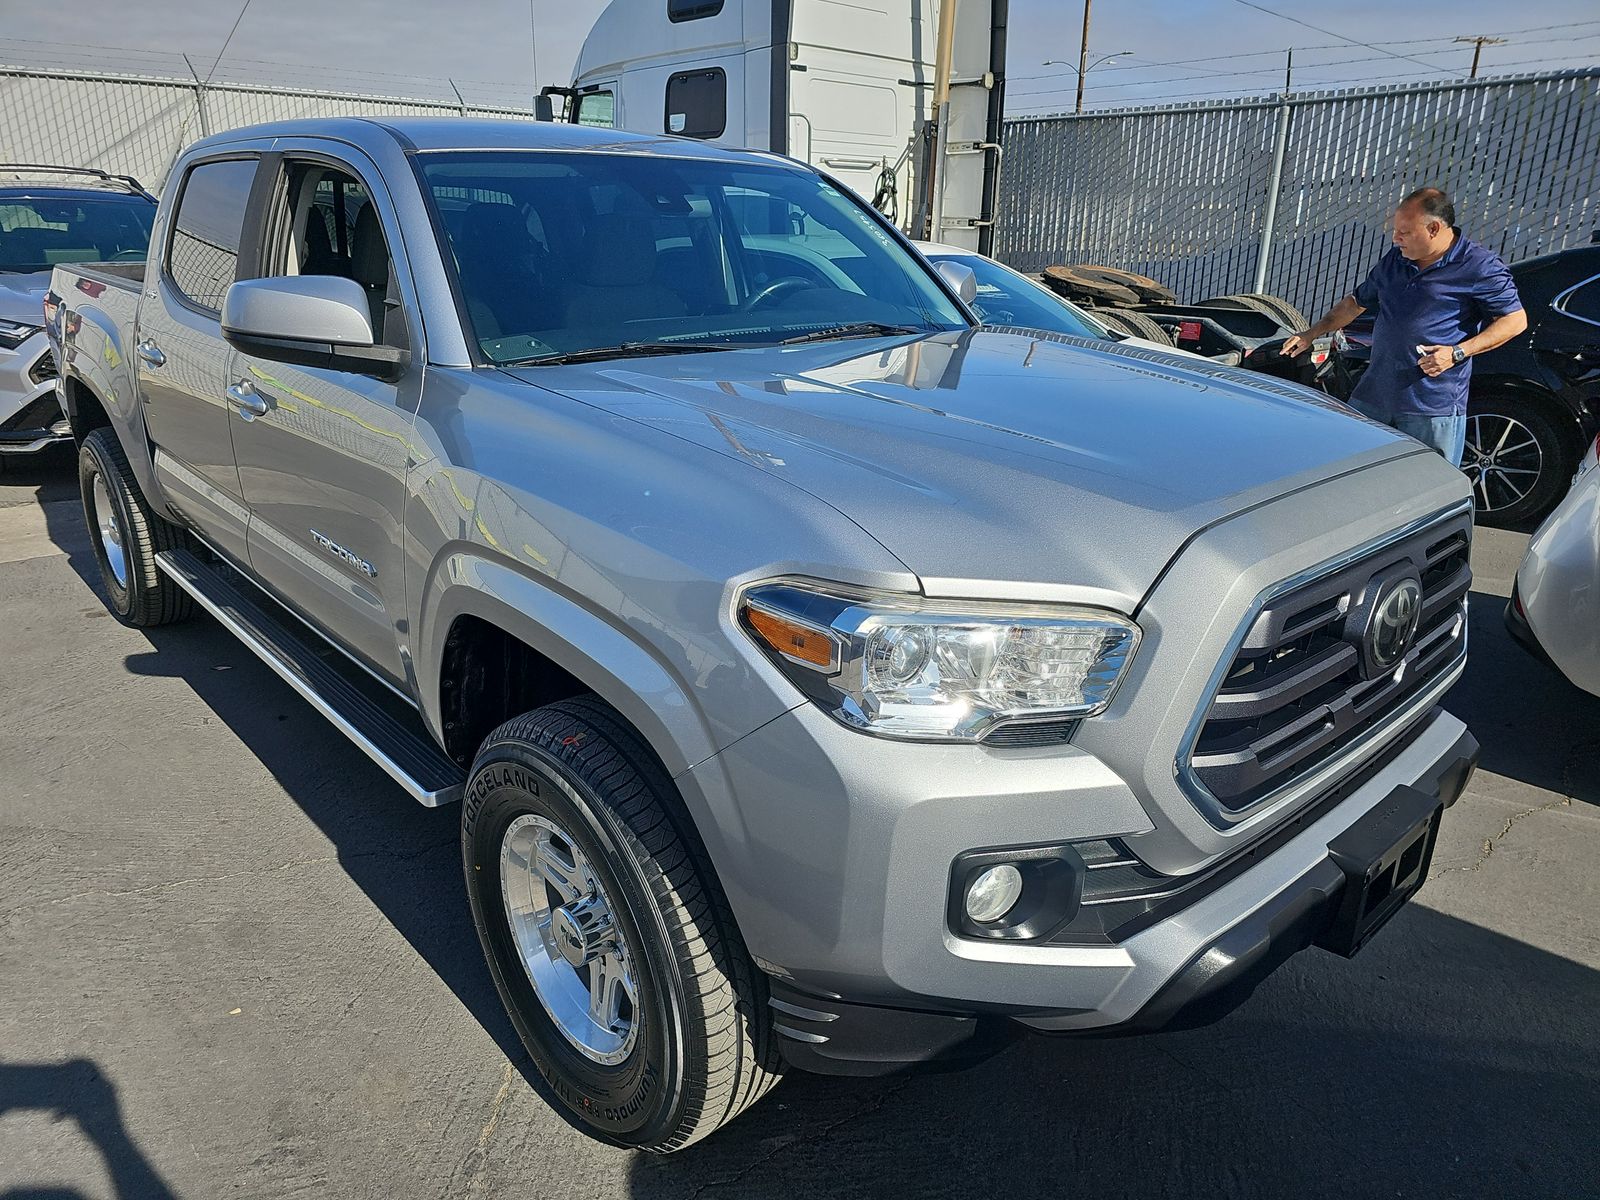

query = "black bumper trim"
768;724;1479;1072
767;980;1020;1078
1117;725;1478;1033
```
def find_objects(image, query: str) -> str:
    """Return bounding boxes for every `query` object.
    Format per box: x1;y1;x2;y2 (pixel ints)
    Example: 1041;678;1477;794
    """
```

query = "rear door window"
1562;278;1600;326
665;69;726;139
166;157;258;313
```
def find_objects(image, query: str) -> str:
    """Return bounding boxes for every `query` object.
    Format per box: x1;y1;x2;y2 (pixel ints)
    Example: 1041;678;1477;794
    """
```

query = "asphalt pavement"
2;445;1596;1200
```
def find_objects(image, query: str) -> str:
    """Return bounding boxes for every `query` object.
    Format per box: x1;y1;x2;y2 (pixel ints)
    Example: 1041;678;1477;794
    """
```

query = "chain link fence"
997;69;1600;317
0;65;533;192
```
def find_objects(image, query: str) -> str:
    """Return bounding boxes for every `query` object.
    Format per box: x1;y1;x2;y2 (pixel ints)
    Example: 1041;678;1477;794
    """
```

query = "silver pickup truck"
49;118;1479;1152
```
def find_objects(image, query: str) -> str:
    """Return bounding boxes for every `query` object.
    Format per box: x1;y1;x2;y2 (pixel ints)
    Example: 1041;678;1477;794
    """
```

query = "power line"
1228;0;1467;75
1010;54;1598;111
1059;31;1600;97
205;0;255;86
1007;19;1600;85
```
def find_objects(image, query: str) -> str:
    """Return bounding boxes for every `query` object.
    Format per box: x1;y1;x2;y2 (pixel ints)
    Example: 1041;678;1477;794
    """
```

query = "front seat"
563;213;686;334
350;204;391;339
453;202;558;340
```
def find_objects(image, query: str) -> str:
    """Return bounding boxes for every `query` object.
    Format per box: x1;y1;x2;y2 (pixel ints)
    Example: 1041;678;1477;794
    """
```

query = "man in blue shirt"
1283;187;1527;465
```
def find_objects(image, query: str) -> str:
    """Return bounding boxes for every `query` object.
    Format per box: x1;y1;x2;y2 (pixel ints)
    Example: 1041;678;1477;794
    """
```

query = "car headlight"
739;581;1140;742
0;320;44;350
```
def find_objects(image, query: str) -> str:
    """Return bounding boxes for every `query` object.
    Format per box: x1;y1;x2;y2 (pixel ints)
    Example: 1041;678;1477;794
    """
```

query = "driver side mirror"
934;259;978;306
221;276;409;382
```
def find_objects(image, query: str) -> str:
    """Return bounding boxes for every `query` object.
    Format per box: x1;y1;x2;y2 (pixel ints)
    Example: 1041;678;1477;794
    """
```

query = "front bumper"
702;703;1476;1076
0;331;68;454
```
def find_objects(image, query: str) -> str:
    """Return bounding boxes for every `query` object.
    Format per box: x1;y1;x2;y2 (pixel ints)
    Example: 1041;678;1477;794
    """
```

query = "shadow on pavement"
1451;591;1599;806
0;1059;177;1200
116;622;527;1073
628;906;1600;1199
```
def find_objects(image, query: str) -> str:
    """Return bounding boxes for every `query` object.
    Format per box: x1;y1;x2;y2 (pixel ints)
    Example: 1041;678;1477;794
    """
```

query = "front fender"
417;552;731;780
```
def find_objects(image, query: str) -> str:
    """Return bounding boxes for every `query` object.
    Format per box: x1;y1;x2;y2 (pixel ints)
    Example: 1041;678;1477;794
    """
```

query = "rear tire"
77;428;193;626
1199;293;1308;332
1098;309;1176;346
461;696;781;1152
1464;393;1573;528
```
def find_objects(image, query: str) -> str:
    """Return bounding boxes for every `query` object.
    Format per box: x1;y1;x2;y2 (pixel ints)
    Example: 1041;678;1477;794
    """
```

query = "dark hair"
1401;187;1456;228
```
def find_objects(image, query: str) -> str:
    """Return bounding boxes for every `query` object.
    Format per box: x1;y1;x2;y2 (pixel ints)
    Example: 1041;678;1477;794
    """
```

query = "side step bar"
156;548;465;806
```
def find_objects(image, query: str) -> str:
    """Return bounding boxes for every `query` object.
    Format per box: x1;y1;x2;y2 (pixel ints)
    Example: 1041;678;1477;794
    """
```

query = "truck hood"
0;270;51;326
509;329;1418;606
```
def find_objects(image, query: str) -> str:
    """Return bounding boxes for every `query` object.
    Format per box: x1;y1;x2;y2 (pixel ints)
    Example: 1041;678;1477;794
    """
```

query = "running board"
156;548;465;806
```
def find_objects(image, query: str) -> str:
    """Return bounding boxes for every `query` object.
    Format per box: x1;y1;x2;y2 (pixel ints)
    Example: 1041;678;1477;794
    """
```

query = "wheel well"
438;615;589;765
65;378;112;443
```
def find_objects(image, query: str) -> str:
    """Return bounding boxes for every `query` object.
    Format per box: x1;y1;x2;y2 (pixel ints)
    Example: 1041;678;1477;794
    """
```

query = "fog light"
964;864;1024;924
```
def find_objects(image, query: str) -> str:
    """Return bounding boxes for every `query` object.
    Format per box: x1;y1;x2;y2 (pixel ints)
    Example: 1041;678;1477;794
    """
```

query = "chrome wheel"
1463;412;1543;514
500;813;639;1065
91;471;128;588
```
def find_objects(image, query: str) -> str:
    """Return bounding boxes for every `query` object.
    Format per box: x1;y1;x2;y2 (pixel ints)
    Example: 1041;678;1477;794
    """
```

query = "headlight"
740;581;1140;742
0;320;44;349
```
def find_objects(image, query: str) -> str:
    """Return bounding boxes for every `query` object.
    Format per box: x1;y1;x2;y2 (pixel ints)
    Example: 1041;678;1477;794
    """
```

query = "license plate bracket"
1315;785;1443;958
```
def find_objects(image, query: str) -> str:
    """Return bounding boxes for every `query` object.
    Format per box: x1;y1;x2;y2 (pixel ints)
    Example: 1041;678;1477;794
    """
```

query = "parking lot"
1;446;1596;1200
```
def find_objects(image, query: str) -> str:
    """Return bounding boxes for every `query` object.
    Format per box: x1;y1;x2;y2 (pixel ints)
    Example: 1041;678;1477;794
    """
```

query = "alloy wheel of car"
500;812;640;1065
90;470;129;589
1464;411;1543;515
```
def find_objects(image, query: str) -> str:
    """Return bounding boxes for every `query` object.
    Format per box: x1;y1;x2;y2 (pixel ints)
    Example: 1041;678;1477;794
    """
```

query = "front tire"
77;428;193;626
461;697;781;1152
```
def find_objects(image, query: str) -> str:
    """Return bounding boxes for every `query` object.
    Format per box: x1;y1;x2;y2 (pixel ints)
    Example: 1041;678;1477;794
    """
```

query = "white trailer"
544;0;1007;252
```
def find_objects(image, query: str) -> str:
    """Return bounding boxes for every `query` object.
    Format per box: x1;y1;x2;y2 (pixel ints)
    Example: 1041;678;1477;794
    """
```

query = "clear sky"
3;0;1596;112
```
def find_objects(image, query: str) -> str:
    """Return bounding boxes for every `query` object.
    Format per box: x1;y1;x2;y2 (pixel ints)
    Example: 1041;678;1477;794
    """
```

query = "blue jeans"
1350;398;1467;467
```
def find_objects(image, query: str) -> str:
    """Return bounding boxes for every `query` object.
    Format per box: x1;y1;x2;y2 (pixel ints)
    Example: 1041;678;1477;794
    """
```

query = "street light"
1042;51;1133;112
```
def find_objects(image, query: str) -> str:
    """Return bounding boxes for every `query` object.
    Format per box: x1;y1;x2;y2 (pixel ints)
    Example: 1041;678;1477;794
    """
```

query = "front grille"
29;348;57;385
1187;509;1472;814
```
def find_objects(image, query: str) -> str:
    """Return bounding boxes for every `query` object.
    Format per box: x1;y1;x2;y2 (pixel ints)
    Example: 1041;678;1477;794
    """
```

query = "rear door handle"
135;340;165;368
227;380;268;420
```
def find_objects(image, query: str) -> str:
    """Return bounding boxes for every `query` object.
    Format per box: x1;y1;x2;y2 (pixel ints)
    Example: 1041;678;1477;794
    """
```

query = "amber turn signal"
745;607;837;671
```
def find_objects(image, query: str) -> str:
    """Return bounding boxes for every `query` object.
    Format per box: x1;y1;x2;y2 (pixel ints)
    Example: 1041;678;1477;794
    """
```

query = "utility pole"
1075;0;1092;114
1454;35;1506;79
1252;48;1293;295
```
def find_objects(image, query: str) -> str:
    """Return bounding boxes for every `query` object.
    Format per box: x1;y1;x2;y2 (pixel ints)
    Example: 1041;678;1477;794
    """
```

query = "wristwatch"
1451;345;1467;366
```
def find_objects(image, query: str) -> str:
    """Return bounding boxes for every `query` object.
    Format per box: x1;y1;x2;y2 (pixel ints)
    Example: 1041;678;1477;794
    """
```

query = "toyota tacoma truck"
49;118;1479;1152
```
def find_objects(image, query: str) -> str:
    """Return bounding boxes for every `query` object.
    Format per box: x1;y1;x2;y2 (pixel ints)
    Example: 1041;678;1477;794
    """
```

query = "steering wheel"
108;250;147;262
742;276;814;312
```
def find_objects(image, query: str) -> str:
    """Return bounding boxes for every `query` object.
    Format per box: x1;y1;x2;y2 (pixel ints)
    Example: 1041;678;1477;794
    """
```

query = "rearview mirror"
934;259;979;306
533;94;555;122
221;276;409;382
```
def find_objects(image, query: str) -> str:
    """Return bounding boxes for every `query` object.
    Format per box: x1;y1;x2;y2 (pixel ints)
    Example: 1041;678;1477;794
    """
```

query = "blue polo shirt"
1349;228;1522;418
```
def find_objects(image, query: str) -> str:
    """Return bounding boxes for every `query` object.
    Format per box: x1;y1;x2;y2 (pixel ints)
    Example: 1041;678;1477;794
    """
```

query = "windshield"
927;251;1111;341
0;194;155;273
419;151;968;364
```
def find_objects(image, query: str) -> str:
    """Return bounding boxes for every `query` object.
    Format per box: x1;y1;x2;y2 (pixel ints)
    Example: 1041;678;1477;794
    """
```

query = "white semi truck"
541;0;1008;252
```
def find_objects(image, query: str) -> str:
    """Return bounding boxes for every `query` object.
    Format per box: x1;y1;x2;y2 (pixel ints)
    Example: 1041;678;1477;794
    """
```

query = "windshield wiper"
501;341;747;367
777;322;930;346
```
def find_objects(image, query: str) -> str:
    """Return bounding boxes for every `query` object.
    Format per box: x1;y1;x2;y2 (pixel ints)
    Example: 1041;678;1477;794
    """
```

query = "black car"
1333;243;1600;527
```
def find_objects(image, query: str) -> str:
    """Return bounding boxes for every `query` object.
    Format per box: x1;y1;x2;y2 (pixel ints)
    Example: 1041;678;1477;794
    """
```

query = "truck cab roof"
183;116;795;166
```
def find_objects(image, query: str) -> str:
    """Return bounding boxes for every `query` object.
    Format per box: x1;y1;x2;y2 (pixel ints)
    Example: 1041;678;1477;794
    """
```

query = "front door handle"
227;380;268;420
136;340;165;368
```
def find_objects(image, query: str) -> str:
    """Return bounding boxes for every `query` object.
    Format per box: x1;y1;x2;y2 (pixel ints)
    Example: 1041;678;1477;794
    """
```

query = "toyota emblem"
1366;576;1423;670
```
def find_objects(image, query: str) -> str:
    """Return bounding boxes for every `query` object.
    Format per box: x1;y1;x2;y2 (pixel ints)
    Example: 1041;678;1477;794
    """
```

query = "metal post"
1251;49;1293;294
183;53;212;137
449;78;468;117
928;0;960;240
1075;0;1091;114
